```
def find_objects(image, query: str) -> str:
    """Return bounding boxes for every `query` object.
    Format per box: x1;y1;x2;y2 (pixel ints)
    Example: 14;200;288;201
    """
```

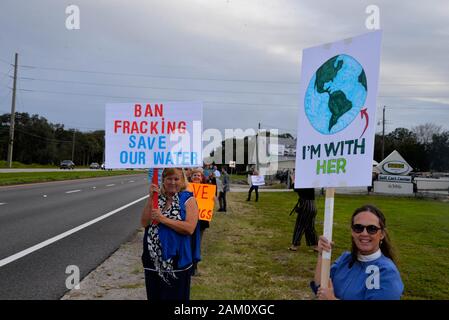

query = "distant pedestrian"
218;167;230;212
247;168;259;202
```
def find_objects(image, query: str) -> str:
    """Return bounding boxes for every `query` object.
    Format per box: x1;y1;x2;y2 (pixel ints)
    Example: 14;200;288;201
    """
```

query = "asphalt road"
0;174;149;300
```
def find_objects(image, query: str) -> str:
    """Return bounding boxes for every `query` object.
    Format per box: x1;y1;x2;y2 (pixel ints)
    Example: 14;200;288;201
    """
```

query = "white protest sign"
251;175;265;186
295;31;382;188
105;102;202;168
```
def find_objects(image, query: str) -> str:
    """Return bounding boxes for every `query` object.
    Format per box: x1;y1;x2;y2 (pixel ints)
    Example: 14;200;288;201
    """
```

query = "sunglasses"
351;224;382;234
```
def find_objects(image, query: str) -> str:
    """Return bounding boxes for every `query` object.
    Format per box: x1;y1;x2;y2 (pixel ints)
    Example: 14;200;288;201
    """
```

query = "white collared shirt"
357;249;382;262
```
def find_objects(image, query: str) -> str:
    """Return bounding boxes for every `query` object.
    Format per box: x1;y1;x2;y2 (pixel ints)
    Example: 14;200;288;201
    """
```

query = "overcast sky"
0;0;448;136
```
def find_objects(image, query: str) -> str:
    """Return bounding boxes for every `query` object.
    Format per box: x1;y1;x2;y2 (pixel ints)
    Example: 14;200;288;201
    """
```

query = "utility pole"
71;130;76;162
7;53;18;168
381;106;385;160
255;122;260;171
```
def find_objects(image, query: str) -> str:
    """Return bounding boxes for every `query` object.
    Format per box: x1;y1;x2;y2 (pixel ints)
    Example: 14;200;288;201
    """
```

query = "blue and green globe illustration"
304;54;367;135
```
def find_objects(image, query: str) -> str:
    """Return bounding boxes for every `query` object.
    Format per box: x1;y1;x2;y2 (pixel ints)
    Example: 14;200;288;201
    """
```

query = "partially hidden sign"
105;101;202;169
376;150;413;176
294;31;382;188
251;175;265;186
190;183;216;222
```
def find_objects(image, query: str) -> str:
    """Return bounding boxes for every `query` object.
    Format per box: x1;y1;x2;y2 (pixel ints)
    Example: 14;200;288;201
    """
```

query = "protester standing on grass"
189;168;209;276
218;167;230;212
140;168;201;300
288;188;318;252
311;204;404;300
246;168;259;202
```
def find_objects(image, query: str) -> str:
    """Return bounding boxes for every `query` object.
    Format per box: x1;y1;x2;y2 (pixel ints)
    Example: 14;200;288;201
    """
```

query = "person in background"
203;164;211;183
311;204;404;300
218;167;230;212
190;168;209;276
288;188;318;252
247;168;259;202
140;168;200;300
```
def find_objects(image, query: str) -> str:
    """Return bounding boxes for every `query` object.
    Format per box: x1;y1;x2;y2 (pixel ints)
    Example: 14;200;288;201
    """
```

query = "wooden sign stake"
151;168;160;224
320;187;335;288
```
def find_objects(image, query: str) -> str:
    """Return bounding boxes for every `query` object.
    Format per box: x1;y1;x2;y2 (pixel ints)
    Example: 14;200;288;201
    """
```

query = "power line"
0;57;11;66
16;79;449;100
378;105;449;110
13;128;73;143
19;64;299;85
18;76;299;96
379;95;449;98
17;88;298;108
18;64;449;87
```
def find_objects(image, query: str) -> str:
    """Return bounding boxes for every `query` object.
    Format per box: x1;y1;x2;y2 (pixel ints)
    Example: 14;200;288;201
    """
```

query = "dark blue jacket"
152;191;201;269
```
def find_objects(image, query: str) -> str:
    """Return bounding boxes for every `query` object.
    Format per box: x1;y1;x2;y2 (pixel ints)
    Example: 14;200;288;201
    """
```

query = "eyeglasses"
351;224;382;235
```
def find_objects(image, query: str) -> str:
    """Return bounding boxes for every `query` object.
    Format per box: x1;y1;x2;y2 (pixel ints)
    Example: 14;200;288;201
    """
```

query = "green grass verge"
191;192;449;300
0;161;57;168
228;174;247;184
0;170;146;186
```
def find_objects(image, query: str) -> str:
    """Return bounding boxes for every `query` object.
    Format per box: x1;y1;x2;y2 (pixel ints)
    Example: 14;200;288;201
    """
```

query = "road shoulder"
62;230;146;300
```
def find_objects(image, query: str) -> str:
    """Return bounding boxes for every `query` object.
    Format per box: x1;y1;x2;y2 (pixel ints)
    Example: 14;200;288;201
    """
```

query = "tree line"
0;112;104;166
373;124;449;172
1;112;448;172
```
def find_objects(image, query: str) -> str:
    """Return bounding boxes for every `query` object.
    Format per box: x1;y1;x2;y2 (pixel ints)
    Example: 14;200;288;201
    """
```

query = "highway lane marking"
106;184;115;187
0;202;6;205
129;180;135;183
65;190;81;194
0;195;148;268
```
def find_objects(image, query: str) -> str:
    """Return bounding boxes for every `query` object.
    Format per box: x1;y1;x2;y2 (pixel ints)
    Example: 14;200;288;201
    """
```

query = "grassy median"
0;170;146;186
192;192;449;300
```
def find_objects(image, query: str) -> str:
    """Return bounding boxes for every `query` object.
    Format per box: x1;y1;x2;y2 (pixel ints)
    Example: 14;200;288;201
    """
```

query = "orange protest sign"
189;183;216;222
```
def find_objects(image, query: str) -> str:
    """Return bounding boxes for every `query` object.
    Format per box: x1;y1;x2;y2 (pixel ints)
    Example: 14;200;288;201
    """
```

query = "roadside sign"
105;101;202;169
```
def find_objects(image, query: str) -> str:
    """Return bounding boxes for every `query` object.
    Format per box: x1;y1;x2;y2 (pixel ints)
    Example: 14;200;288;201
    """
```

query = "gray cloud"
0;0;448;135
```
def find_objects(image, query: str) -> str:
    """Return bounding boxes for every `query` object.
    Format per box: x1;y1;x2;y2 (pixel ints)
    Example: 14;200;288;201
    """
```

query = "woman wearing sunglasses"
311;204;404;300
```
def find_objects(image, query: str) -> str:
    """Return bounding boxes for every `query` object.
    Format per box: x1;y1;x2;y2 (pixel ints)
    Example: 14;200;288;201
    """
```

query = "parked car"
89;162;100;169
60;160;75;169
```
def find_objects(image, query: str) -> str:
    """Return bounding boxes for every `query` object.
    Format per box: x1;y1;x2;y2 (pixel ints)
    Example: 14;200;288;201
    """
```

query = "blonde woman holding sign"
141;168;201;300
311;205;404;300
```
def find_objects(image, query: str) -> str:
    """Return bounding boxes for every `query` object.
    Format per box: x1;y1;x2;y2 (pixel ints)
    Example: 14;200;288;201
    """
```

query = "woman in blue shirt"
141;168;201;300
312;204;404;300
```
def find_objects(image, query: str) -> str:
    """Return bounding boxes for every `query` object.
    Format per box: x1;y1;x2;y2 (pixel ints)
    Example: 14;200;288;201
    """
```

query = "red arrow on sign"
360;108;369;138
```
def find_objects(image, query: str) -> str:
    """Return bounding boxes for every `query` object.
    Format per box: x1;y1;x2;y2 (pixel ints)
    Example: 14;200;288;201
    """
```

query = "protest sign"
190;183;216;222
294;31;382;188
251;175;265;186
105;101;202;169
294;31;383;288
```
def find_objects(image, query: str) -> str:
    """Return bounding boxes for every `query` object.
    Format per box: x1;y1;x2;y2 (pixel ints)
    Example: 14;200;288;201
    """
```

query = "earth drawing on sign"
304;54;367;135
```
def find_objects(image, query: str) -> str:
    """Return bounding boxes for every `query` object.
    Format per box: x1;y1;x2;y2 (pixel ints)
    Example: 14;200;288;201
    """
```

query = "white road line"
65;190;81;194
106;184;115;187
0;202;6;205
129;180;135;183
0;195;148;268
